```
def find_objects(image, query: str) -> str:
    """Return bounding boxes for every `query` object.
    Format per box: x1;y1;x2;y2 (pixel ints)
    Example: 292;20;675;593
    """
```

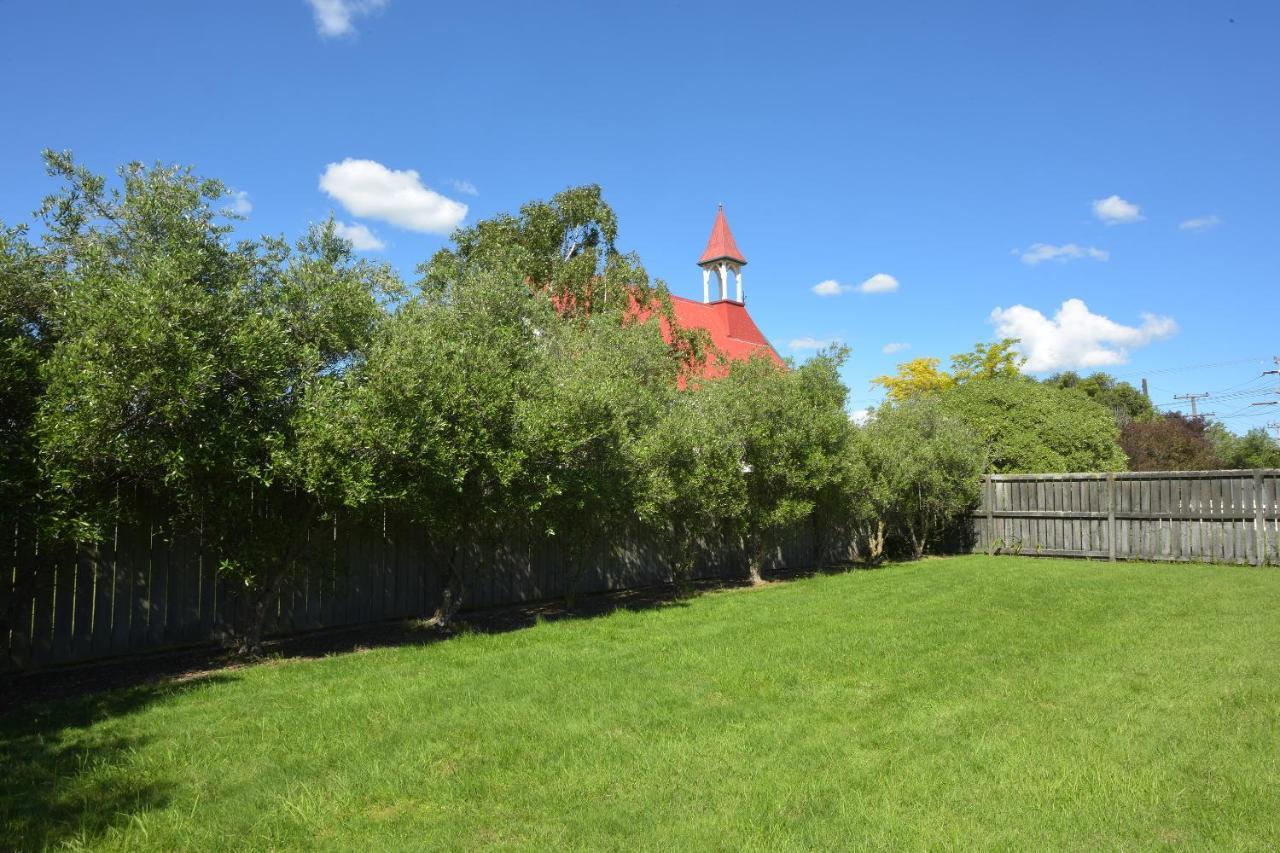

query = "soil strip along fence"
973;469;1280;565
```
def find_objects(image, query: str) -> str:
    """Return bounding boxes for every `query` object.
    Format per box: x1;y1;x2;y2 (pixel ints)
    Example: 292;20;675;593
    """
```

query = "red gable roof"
667;295;783;377
697;206;747;266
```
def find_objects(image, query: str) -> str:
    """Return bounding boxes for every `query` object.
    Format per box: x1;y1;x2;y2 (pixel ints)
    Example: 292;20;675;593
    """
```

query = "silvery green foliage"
34;151;403;649
860;396;985;559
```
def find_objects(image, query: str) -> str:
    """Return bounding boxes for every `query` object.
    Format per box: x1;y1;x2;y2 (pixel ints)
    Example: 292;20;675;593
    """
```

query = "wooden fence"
972;470;1280;565
1;514;819;674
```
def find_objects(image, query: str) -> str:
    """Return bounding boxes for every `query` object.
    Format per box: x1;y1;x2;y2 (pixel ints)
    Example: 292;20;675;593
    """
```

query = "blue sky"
3;1;1278;427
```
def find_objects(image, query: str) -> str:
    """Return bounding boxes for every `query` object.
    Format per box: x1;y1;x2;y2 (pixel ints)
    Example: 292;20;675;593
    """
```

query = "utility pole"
1255;357;1280;413
1264;356;1280;386
1174;392;1210;418
1268;422;1280;442
1140;377;1149;400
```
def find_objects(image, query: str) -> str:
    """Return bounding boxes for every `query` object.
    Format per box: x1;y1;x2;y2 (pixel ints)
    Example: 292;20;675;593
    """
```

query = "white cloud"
789;336;840;351
858;273;899;293
319;159;467;235
813;273;899;295
989;298;1177;372
333;221;386;251
1092;194;1143;225
229;190;252;216
308;0;387;37
447;178;478;196
1179;215;1221;231
881;342;910;354
850;408;871;425
1018;243;1109;265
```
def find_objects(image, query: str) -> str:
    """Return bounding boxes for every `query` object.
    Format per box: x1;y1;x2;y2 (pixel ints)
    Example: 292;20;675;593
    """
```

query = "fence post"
985;474;994;554
1255;470;1267;567
1106;472;1116;562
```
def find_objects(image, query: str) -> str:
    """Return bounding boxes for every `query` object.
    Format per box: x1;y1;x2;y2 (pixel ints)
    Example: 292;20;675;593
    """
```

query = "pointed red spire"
698;205;747;266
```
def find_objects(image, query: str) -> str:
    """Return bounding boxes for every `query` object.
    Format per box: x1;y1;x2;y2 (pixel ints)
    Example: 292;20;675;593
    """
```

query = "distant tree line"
874;343;1280;475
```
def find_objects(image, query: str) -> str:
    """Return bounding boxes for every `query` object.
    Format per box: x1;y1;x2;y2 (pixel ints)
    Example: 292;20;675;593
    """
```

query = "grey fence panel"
2;509;833;673
973;470;1280;566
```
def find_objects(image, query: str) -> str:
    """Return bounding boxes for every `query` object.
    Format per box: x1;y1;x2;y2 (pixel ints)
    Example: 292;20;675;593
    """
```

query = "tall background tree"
1041;371;1155;426
938;378;1127;473
1208;425;1280;469
1120;413;1221;471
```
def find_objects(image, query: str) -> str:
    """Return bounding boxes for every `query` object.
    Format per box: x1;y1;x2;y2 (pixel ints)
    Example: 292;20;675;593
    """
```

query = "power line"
1151;362;1279;411
1112;355;1270;380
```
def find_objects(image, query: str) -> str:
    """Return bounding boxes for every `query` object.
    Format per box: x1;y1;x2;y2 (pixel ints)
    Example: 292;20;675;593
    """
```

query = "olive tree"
860;396;985;559
713;348;854;584
634;384;748;593
297;263;557;626
34;152;401;653
526;312;679;604
1;225;54;537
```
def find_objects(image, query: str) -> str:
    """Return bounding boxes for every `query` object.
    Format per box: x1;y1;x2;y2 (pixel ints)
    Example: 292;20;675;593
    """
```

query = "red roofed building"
671;206;783;377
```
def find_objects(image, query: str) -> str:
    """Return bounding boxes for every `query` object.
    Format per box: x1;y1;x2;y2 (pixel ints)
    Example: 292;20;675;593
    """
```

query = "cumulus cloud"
333;221;386;251
881;342;910;354
812;279;848;296
229;190;252;216
308;0;387;37
1017;243;1109;265
1179;215;1221;231
813;274;899;296
447;178;478;196
858;273;899;293
319;159;467;235
1092;194;1143;225
789;336;840;351
989;298;1177;372
849;408;871;425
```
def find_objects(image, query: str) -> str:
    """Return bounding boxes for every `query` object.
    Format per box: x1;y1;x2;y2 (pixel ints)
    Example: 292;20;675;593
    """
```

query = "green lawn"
4;555;1280;850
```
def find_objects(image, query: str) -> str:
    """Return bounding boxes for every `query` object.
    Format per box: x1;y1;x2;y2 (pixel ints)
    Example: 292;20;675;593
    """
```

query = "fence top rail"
985;469;1280;482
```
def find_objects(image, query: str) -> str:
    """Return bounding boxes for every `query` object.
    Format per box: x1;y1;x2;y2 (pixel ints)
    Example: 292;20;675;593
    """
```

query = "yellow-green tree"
872;357;955;402
873;338;1024;401
950;338;1024;382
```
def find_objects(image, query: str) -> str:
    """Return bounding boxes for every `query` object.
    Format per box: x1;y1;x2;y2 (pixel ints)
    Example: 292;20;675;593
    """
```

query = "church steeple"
697;204;747;304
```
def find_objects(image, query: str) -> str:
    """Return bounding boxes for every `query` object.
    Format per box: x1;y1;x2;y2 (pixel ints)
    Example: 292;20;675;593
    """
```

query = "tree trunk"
859;519;886;566
811;515;829;572
908;519;928;560
234;566;286;658
430;539;466;629
564;539;590;610
747;536;767;586
669;529;696;597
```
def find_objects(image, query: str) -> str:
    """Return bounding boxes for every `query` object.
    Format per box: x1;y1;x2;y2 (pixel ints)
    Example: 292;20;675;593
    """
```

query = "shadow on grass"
0;674;238;850
1;560;877;714
0;560;881;848
0;582;706;713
